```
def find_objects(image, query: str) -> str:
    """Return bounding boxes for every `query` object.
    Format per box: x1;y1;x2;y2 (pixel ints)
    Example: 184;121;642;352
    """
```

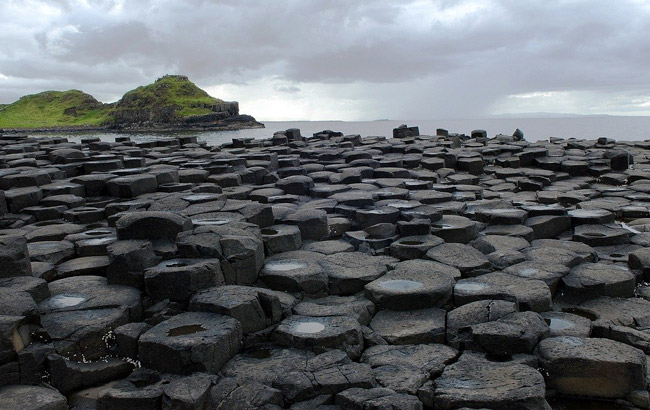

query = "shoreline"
0;121;265;135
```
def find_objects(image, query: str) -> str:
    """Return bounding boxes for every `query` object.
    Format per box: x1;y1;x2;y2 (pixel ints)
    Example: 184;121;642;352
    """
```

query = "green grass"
0;90;112;128
0;75;228;129
115;75;224;118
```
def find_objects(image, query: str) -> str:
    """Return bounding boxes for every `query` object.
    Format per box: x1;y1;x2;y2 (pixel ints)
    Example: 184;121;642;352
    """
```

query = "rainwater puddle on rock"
167;324;206;337
294;322;326;334
366;209;388;214
455;282;488;292
387;202;415;209
548;318;575;331
399;241;423;246
380;279;423;291
433;224;454;229
162;260;189;268
264;260;307;272
49;294;86;308
192;218;230;226
183;194;218;202
518;268;540;276
85;230;113;236
617;221;641;234
83;237;115;245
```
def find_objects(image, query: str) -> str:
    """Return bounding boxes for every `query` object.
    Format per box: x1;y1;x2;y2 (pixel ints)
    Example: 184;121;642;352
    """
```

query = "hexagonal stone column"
273;315;363;359
537;336;647;401
139;312;242;374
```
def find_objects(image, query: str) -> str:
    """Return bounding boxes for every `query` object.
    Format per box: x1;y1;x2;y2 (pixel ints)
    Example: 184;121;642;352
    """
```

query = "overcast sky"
2;0;650;120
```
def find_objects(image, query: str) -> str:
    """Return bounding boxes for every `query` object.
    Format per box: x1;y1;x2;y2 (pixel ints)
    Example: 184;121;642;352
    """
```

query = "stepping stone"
361;343;457;378
189;285;286;333
96;368;174;410
525;215;571;239
139;312;242;374
0;235;32;278
434;354;550;410
162;374;215;410
454;272;552;312
40;275;141;319
319;252;390;295
0;276;49;302
106;240;159;289
502;261;569;294
27;241;75;265
522;246;583;268
364;262;455;310
48;353;133;395
272;351;376;403
260;224;302;255
53;255;110;281
573;224;630;246
144;258;224;302
388;235;444;260
540;312;591;338
482;224;535;241
425;243;492;277
0;288;37;319
369;308;446;344
116;211;192;240
469;311;549;356
446;300;519;348
220;347;314;385
26;223;86;244
106;174;158;198
530;239;597;262
628;247;650;280
486;249;527;270
261;252;328;295
177;224;265;286
431;215;479;244
578;296;650;336
470;234;530;254
336;387;423;410
474;208;528;225
292;294;376;326
355;207;400;228
0;385;68;410
302;239;355;255
567;208;615;225
537;336;647;401
284;208;329;240
273;315;363;359
210;378;282;409
559;262;636;303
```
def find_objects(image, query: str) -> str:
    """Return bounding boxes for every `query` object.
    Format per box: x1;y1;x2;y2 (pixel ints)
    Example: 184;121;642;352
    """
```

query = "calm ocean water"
45;116;650;146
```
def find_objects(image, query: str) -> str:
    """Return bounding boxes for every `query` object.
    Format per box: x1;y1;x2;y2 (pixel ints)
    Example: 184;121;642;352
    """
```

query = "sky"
1;0;650;121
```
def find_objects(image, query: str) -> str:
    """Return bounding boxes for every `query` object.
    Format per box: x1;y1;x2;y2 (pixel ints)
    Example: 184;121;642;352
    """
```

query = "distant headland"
0;74;264;132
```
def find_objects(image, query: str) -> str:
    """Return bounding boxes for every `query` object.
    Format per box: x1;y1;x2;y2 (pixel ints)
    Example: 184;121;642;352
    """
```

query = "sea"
40;116;650;146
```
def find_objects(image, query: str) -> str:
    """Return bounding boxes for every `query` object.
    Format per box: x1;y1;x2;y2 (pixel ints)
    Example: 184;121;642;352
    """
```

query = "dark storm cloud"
1;0;650;118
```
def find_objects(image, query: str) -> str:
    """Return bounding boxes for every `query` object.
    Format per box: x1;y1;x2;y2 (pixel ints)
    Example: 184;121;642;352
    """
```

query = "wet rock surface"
2;127;650;408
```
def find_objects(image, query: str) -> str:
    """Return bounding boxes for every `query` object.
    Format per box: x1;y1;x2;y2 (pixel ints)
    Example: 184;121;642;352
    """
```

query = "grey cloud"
1;0;650;118
275;86;301;93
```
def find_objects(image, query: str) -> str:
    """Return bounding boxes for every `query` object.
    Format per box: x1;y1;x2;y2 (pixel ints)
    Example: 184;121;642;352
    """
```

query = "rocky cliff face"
108;76;259;129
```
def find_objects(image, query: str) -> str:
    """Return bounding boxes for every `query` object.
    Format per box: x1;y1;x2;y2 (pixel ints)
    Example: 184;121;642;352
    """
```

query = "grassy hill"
0;90;111;128
0;75;243;129
115;75;224;117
